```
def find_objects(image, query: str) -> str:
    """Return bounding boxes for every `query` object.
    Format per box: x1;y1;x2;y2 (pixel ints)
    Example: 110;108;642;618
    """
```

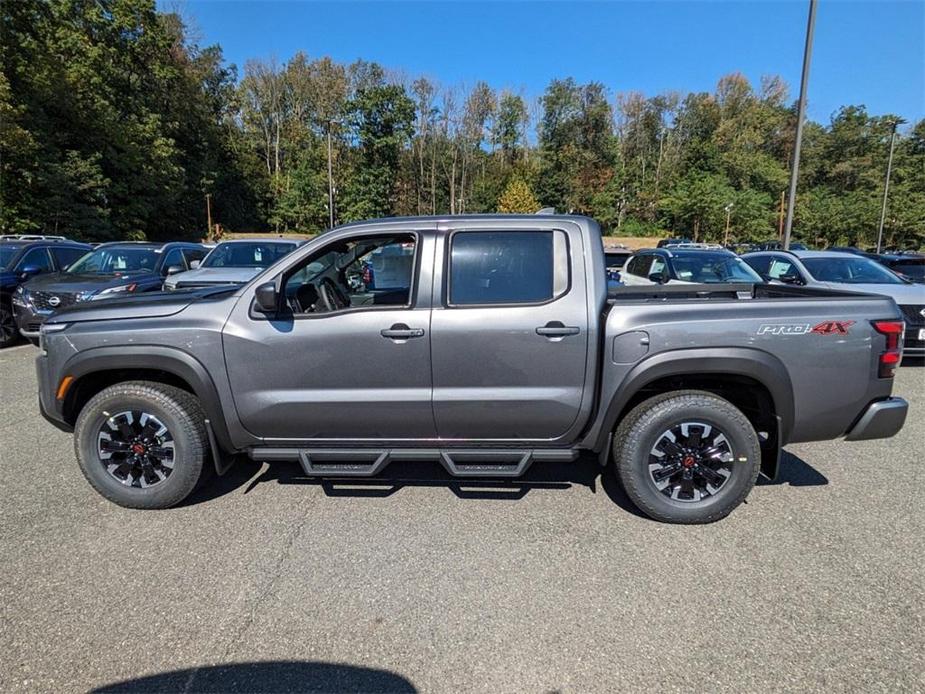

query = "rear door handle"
536;322;581;337
381;323;425;340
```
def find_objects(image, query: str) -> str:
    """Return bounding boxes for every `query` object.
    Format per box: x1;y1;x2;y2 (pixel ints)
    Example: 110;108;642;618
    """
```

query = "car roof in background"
214;238;300;245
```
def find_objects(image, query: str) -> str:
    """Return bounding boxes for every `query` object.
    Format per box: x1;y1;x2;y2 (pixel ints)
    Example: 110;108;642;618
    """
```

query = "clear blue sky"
173;0;924;125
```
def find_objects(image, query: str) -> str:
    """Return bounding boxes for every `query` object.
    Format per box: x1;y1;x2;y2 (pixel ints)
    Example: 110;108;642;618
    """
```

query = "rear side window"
627;255;653;277
51;247;87;270
743;255;772;277
449;231;568;306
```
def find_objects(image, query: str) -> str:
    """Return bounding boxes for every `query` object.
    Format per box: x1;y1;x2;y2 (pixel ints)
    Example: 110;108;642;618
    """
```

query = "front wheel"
0;300;19;348
74;381;210;509
613;390;761;524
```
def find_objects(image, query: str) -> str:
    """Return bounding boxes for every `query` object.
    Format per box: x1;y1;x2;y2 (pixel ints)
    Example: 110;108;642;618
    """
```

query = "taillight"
872;320;905;378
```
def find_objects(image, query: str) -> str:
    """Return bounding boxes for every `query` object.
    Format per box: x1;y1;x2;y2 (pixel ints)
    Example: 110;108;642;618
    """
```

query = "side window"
15;247;52;272
183;248;207;266
51;247;88;270
632;255;654;278
768;258;797;279
160;248;185;275
283;234;417;315
448;230;568;306
649;257;666;277
744;255;772;277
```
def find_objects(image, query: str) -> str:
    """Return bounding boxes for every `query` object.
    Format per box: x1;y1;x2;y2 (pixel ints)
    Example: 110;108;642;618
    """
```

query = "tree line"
2;0;923;248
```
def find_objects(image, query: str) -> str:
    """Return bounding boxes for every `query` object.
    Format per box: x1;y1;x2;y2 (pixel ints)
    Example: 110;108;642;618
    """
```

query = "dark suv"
1;238;92;347
13;241;207;342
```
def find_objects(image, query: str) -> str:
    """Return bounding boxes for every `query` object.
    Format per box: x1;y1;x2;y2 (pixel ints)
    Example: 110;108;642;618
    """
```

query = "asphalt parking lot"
1;343;923;693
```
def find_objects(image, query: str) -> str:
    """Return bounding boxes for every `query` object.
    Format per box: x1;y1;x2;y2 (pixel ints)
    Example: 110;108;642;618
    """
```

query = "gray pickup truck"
35;215;909;523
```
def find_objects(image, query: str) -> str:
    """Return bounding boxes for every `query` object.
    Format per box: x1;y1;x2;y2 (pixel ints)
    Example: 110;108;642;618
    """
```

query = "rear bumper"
845;397;908;441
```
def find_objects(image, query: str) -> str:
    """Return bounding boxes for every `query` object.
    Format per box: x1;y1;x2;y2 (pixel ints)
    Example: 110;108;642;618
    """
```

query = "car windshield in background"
802;257;906;284
672;253;763;283
67;247;159;274
889;260;924;282
0;245;22;270
202;242;295;268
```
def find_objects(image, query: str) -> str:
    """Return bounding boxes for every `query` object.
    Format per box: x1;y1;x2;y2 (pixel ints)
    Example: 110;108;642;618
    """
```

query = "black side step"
248;447;577;478
298;450;390;477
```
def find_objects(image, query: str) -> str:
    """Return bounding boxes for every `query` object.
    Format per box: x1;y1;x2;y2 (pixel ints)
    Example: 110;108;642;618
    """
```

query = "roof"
213;238;300;245
336;213;596;231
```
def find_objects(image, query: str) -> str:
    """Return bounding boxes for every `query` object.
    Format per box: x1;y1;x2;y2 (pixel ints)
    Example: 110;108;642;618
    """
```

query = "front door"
429;226;590;441
223;230;436;441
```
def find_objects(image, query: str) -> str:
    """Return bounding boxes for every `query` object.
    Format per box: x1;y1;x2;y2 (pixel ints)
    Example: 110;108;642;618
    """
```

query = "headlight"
75;290;97;302
38;322;68;351
90;283;137;300
11;286;28;307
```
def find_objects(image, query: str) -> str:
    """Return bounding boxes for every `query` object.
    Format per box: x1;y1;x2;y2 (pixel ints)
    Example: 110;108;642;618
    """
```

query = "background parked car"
13;241;206;342
621;245;764;286
829;246;925;284
603;246;633;289
742;249;925;355
1;238;91;347
656;237;692;248
163;238;300;290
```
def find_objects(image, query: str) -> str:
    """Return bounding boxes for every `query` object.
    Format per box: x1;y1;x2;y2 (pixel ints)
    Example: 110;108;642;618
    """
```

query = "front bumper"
12;299;50;338
845;397;909;441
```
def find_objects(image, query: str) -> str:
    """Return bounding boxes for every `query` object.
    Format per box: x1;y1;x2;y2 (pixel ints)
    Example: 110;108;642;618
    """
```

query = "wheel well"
616;373;781;478
63;369;195;426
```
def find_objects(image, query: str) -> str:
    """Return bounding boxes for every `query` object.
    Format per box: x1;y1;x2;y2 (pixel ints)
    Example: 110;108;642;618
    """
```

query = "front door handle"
536;322;581;337
381;323;425;340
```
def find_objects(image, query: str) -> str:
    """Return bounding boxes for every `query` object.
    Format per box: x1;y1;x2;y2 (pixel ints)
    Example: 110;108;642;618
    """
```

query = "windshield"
802;257;905;284
202;242;295;268
67;247;160;274
671;253;763;283
0;245;22;270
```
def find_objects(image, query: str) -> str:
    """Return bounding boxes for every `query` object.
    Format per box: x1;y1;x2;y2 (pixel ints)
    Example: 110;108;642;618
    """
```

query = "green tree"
497;178;539;213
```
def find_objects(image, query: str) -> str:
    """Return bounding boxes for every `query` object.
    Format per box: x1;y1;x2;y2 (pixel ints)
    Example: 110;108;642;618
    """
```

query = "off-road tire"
613;390;761;524
74;381;209;509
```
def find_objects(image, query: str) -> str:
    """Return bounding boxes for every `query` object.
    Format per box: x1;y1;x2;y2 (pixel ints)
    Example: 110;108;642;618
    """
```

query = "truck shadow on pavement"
91;660;416;693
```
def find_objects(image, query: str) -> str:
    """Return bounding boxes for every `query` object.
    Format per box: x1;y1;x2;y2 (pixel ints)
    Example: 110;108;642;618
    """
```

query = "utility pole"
876;118;903;253
327;123;335;230
724;203;734;246
778;191;786;240
205;193;212;240
783;0;817;249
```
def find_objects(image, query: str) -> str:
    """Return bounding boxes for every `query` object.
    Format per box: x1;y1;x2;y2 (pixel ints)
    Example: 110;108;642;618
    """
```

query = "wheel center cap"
682;455;696;468
131;443;146;455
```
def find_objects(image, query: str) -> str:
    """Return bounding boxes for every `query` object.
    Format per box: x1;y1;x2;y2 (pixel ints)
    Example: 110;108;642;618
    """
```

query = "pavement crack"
183;510;310;693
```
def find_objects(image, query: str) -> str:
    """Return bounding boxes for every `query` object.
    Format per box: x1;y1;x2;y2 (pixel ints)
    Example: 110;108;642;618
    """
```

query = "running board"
248;447;578;478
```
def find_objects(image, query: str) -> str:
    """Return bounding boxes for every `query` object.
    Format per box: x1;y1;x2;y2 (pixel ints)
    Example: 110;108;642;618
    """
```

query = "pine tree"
498;178;539;214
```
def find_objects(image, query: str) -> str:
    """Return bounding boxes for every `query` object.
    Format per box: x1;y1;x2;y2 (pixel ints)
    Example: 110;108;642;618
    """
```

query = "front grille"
899;304;925;326
29;290;78;312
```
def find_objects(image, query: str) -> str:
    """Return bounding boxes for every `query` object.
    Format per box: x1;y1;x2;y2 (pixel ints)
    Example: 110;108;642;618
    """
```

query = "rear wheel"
0;299;19;348
74;381;209;509
613;390;760;524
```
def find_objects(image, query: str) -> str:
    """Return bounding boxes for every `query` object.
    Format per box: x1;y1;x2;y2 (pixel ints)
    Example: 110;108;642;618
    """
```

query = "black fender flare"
61;345;235;453
591;347;795;454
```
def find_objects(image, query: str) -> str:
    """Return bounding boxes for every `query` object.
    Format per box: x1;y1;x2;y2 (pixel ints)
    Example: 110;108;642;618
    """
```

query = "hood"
45;285;238;325
166;266;262;285
23;270;157;294
822;282;925;306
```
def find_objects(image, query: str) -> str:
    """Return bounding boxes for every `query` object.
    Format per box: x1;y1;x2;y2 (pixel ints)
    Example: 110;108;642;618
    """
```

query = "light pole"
326;123;335;230
876;118;904;253
783;0;817;250
724;203;734;246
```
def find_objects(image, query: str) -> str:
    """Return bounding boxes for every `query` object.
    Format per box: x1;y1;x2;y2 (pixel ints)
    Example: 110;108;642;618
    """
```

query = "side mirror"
18;264;41;280
190;260;200;269
648;271;668;284
779;272;803;285
254;281;279;313
165;265;183;276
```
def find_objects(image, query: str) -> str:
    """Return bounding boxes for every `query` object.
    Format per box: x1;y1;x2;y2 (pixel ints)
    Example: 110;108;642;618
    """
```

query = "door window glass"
51;247;87;270
284;235;416;314
649;257;666;278
15;247;52;272
160;248;185;275
449;230;568;306
768;259;797;279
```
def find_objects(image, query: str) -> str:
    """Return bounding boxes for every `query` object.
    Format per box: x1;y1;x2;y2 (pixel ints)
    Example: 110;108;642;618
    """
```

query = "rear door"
429;224;590;441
